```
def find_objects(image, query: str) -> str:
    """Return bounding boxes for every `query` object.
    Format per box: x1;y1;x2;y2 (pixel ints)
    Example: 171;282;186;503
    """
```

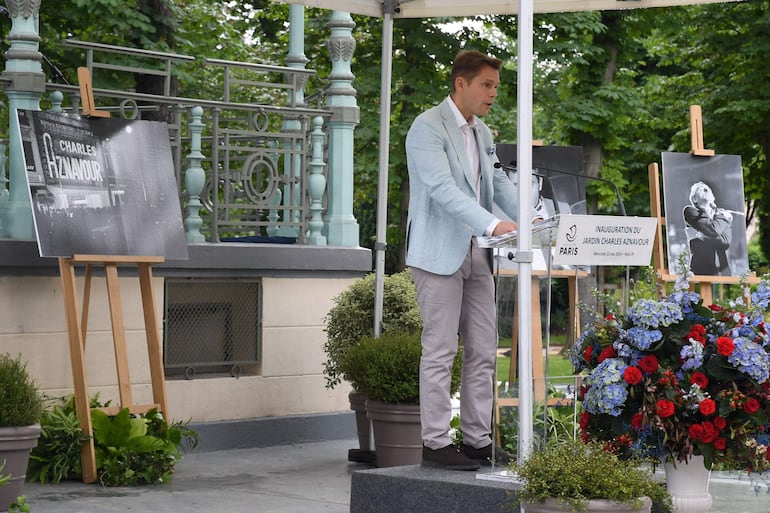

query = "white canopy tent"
274;0;736;460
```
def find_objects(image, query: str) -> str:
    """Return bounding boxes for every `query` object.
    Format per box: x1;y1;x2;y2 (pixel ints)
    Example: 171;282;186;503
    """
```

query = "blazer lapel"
439;100;477;193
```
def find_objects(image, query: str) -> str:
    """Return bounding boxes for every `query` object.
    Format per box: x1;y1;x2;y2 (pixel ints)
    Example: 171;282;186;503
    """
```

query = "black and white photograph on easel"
493;144;588;271
661;152;748;277
495;144;588;221
17;109;188;259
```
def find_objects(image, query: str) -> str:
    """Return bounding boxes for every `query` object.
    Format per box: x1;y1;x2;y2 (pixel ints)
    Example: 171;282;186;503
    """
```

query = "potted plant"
510;439;671;513
0;353;44;511
323;270;423;463
571;261;770;512
338;331;461;467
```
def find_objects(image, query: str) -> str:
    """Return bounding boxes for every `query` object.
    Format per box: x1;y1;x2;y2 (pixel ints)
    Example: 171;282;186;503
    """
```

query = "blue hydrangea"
727;337;770;383
625;326;663;351
627;299;683;330
583;358;628;416
613;341;634;358
668;290;701;313
751;281;770;311
680;341;704;371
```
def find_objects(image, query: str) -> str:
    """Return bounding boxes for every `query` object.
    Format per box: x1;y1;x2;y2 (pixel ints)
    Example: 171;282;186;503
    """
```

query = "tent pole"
516;0;535;463
373;3;396;337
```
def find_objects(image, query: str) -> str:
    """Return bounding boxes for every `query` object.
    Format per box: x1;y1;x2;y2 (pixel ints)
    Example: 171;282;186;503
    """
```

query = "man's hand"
492;221;518;236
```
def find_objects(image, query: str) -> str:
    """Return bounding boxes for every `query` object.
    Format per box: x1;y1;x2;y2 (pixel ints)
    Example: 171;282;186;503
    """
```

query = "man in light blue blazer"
406;50;523;470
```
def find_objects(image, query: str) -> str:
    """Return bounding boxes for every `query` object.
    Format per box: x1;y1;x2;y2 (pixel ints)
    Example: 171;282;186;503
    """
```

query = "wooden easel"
60;70;169;483
648;104;755;304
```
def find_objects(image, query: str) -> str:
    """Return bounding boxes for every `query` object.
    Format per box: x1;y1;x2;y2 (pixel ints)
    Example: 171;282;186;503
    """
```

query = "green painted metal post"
324;11;360;248
184;106;206;243
1;0;44;240
277;4;309;239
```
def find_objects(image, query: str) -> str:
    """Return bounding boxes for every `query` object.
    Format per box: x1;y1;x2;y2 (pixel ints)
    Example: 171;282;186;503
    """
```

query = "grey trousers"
411;240;497;450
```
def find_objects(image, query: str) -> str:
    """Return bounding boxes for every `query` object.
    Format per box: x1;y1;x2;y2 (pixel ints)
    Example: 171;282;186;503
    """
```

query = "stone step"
350;464;520;513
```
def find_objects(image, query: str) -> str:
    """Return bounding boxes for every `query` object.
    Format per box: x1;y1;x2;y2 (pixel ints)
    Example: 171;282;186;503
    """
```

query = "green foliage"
338;332;461;404
0;462;9;486
28;399;90;484
511;439;672;513
323;271;422;389
0;353;43;427
497;386;577;457
93;407;198;486
28;396;198;487
8;496;30;513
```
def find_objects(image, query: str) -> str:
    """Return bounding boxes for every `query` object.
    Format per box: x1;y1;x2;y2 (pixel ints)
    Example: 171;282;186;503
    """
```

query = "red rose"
701;421;718;443
623;366;643;385
686;324;707;345
579;411;591;431
717;336;735;356
656;399;676;418
638;355;659;374
631;412;644;431
713;416;727;430
689;423;705;441
598;346;617;363
744;397;761;414
689;372;708;389
584;345;593;362
714;437;727;450
699;398;716;416
709;304;724;312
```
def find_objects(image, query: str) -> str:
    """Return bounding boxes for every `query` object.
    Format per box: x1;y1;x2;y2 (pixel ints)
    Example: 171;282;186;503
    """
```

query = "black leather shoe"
460;442;513;466
422;444;480;471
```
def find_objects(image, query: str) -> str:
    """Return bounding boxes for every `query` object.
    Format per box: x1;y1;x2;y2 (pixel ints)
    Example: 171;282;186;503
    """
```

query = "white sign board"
553;214;657;267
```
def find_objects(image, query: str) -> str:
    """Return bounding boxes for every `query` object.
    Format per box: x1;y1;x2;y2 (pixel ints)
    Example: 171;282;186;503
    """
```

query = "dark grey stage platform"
350;464;521;513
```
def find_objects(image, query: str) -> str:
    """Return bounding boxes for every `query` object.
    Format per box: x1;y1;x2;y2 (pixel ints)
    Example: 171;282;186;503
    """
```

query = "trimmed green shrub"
339;332;461;404
323;270;422;389
0;353;43;427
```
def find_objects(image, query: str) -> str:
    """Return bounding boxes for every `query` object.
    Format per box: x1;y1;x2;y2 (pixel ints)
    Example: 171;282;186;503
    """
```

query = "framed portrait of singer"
661;152;748;277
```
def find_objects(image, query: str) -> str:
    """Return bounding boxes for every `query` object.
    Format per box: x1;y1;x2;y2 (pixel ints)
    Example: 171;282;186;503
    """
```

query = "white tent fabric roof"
277;0;735;17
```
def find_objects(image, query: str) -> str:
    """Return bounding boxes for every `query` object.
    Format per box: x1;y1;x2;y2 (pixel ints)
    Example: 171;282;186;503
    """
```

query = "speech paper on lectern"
552;214;657;267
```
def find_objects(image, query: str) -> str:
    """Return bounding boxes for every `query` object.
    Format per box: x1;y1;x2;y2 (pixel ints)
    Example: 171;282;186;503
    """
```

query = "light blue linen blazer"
405;98;519;276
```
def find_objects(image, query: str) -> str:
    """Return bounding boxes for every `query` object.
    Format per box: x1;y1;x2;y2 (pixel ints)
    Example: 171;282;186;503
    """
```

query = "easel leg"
138;263;169;415
104;263;133;408
58;258;98;484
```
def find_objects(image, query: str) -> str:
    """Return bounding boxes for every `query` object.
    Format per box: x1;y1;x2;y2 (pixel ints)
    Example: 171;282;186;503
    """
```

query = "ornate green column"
324;11;359;247
2;0;44;239
277;4;308;239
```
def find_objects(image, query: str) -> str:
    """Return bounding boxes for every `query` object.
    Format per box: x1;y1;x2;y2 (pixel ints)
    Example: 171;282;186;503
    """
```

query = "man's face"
453;65;500;121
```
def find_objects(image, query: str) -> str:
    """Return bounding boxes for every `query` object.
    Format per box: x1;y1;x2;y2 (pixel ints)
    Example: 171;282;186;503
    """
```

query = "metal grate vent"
163;278;261;379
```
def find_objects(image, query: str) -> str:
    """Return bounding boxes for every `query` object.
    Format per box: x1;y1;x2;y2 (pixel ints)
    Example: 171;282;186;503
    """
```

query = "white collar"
448;95;477;130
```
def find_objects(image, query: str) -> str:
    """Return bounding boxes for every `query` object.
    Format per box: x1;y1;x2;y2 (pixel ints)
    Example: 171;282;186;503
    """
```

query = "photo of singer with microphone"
683;181;734;276
661;152;749;278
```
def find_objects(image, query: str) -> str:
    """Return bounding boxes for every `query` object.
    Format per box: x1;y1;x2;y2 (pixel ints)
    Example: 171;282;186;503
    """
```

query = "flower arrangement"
571;262;770;472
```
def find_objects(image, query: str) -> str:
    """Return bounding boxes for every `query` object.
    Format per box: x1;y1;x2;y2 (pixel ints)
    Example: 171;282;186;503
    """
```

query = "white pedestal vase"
664;455;712;513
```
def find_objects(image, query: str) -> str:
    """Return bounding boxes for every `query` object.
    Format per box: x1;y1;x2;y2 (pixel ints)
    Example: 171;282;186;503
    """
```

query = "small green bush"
28;395;198;486
0;353;43;427
323;270;422;389
339;332;461;404
511;439;671;513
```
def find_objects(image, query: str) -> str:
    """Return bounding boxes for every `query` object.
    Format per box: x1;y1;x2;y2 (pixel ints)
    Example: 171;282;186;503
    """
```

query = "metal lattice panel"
163;278;261;379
